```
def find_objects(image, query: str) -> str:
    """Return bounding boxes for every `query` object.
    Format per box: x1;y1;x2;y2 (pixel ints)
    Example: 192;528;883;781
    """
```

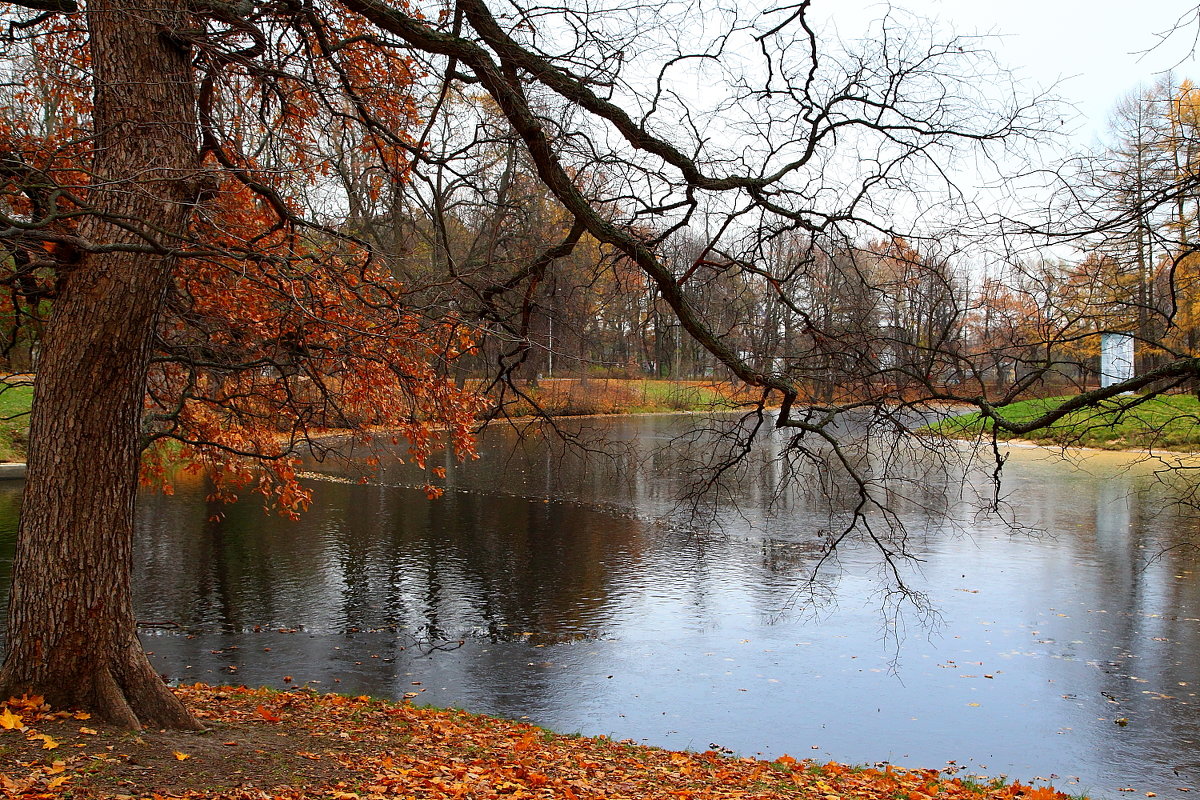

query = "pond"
1;413;1199;798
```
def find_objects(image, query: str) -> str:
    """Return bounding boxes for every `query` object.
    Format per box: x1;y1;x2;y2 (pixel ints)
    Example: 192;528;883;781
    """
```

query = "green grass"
497;379;742;417
929;393;1200;450
0;380;32;462
624;380;734;413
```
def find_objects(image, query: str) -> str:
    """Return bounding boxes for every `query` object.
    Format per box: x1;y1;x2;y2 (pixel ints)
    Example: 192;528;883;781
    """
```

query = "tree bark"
0;0;202;729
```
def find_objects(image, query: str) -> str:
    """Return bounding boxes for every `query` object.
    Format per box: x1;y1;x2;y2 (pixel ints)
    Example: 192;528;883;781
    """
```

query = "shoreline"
945;432;1200;460
0;683;1087;799
7;410;1194;484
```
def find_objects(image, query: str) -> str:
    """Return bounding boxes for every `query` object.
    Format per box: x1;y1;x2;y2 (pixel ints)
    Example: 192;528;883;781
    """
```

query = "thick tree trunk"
0;0;202;728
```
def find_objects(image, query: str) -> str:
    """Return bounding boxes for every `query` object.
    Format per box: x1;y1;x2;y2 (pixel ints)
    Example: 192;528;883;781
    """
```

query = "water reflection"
0;417;1198;796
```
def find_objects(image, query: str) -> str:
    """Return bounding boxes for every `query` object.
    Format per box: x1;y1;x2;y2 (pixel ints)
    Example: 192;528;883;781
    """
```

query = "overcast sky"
819;1;1200;148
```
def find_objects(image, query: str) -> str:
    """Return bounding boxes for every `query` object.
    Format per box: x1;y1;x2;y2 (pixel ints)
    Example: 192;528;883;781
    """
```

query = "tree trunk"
0;0;202;729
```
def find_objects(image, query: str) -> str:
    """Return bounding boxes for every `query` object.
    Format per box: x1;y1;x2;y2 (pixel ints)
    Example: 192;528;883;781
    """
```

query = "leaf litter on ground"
0;684;1082;799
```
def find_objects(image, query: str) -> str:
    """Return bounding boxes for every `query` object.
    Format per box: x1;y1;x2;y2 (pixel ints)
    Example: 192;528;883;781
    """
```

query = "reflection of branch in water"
301;466;649;523
662;406;954;621
407;632;466;655
345;624;466;655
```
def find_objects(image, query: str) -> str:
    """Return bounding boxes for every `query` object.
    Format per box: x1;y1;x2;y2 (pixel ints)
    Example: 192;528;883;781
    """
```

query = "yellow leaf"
28;733;59;749
46;775;69;789
73;712;91;720
79;726;98;735
173;751;191;761
0;708;23;730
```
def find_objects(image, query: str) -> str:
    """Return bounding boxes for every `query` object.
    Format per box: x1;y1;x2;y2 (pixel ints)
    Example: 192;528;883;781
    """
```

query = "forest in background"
7;70;1200;412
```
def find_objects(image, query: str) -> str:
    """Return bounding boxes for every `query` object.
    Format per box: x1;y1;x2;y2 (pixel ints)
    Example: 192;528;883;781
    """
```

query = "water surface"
0;414;1197;798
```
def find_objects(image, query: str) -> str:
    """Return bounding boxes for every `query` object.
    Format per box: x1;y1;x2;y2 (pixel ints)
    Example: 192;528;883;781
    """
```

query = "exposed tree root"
0;642;202;731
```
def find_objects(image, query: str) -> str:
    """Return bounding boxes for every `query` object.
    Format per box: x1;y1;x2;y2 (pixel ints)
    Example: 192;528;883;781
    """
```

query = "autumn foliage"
0;686;1082;800
0;5;484;508
143;172;483;512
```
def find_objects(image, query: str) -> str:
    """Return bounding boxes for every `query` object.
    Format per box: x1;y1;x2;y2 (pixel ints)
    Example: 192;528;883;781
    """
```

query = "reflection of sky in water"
1;417;1199;797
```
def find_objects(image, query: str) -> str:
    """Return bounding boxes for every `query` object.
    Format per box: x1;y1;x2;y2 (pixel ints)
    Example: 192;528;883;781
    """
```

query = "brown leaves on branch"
0;1;486;513
140;173;485;515
0;685;1080;799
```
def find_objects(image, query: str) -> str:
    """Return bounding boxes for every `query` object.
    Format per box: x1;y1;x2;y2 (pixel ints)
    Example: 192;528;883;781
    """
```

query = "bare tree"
2;0;1151;728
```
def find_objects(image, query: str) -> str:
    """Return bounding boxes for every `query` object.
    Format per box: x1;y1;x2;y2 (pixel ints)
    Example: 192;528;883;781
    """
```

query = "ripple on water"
0;417;1198;795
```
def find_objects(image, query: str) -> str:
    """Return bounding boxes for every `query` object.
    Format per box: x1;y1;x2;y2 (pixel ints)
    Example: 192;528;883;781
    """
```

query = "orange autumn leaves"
135;3;485;512
1;686;1083;800
142;198;485;514
0;4;484;514
0;695;94;796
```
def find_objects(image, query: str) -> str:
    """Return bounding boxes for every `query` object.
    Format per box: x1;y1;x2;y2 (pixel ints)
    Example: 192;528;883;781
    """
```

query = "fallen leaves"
30;733;59;750
255;704;282;723
0;686;1092;800
0;708;23;730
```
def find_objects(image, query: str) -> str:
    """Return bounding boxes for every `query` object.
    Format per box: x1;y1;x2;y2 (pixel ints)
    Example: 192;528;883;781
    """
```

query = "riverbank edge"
0;378;756;473
0;683;1082;799
931;424;1200;460
4;404;1194;484
924;394;1200;456
5;410;1188;484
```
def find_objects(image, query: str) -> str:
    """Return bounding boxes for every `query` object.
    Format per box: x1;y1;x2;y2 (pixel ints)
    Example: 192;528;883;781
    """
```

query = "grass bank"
0;381;31;462
489;378;749;417
0;685;1081;799
927;393;1200;451
0;379;751;465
